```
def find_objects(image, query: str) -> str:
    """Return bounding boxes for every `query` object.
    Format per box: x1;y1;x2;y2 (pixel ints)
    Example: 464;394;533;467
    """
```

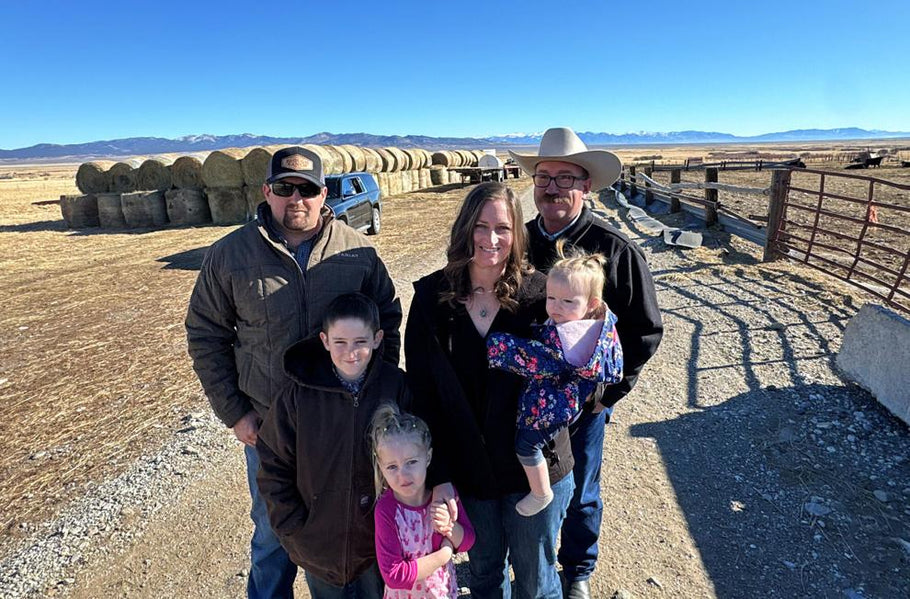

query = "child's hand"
431;500;453;536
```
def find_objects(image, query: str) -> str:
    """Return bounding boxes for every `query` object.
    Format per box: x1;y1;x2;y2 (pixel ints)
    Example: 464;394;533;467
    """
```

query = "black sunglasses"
270;181;322;198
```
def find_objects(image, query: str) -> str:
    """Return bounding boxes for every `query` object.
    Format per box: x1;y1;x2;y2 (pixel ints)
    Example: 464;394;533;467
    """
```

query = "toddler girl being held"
488;243;623;516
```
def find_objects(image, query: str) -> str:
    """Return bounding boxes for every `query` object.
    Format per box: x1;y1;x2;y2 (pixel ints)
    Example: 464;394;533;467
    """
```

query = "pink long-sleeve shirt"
374;489;475;598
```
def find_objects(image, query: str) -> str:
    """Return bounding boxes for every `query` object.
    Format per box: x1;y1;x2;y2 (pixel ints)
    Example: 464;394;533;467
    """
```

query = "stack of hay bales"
68;143;488;230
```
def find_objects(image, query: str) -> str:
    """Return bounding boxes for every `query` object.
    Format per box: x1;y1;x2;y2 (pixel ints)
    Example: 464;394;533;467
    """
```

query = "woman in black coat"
405;182;574;599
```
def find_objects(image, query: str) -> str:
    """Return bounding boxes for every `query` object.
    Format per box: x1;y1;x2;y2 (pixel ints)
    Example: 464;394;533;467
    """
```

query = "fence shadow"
629;382;909;598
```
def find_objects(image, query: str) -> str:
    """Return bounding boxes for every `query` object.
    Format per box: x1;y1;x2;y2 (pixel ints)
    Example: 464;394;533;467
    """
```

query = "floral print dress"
487;315;623;431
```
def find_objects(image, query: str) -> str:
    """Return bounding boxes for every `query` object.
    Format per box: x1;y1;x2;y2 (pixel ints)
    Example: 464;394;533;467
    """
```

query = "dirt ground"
1;149;908;598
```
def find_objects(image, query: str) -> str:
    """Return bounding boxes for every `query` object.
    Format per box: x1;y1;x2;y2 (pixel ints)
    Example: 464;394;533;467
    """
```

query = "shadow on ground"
156;247;209;270
630;382;910;598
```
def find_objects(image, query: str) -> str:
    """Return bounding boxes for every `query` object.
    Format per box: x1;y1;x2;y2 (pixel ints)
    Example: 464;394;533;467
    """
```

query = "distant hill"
2;128;908;161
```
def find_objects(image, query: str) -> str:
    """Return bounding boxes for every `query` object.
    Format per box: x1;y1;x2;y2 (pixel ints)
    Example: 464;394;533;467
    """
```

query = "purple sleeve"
374;493;418;590
454;495;475;553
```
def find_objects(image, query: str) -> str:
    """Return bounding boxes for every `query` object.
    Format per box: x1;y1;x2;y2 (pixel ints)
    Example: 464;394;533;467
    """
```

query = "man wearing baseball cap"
186;146;401;598
511;128;664;599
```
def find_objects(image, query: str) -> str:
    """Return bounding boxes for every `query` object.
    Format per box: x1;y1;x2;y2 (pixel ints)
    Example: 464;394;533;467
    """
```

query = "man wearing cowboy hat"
510;127;663;599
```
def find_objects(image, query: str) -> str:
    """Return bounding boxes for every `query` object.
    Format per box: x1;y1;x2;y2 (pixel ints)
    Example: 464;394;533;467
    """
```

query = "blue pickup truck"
325;172;382;235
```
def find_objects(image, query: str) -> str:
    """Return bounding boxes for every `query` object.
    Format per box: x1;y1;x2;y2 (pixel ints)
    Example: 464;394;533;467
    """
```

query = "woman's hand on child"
431;483;458;530
431;501;453;536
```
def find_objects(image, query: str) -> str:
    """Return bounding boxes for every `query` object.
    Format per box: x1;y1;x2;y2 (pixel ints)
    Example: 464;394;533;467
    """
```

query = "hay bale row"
432;150;478;168
61;186;251;230
78;145;480;194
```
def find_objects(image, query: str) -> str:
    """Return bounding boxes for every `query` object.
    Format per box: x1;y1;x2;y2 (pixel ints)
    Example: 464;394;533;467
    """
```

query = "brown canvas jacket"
185;203;401;428
256;337;411;586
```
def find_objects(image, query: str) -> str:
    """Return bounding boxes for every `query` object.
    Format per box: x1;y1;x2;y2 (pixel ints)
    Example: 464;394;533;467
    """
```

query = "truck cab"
324;172;382;235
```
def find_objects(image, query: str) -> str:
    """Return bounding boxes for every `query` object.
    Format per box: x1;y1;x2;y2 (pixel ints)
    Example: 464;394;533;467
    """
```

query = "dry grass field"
1;141;907;542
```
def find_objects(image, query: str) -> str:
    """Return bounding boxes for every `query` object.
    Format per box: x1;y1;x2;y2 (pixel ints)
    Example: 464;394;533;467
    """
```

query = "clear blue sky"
1;0;907;149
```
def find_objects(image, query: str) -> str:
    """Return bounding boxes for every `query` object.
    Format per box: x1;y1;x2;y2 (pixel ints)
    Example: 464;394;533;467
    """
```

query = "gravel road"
2;184;907;599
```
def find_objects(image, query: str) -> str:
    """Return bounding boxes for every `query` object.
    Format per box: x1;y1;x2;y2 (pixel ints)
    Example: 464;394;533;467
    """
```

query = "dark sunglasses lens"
271;182;320;197
271;182;295;197
299;184;320;197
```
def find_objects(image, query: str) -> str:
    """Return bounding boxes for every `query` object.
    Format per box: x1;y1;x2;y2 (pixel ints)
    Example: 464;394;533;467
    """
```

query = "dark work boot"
566;579;591;599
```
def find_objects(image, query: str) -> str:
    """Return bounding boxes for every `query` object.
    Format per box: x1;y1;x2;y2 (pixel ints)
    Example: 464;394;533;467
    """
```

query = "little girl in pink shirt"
371;404;475;598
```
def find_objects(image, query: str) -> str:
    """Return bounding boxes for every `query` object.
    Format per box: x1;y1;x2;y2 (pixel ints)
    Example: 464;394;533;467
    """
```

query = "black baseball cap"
266;146;325;188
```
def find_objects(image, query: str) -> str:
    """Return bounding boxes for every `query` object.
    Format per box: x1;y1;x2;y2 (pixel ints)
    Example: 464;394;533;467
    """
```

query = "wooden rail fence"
617;165;910;314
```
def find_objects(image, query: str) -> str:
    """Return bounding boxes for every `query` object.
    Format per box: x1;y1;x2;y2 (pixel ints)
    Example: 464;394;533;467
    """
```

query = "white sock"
516;491;554;517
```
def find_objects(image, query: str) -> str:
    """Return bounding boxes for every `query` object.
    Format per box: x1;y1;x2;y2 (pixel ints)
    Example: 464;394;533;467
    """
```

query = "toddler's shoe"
516;491;554;516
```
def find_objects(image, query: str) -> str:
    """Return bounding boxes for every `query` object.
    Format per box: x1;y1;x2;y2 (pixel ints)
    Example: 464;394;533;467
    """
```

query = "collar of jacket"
532;206;595;241
282;334;387;393
255;201;335;254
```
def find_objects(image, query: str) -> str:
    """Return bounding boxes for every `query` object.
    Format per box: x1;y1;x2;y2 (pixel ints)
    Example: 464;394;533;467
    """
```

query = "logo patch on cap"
281;155;313;171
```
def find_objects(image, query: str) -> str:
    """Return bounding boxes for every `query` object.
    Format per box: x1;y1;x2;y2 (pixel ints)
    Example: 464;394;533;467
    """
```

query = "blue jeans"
304;563;383;599
558;408;608;582
461;474;574;599
245;445;298;599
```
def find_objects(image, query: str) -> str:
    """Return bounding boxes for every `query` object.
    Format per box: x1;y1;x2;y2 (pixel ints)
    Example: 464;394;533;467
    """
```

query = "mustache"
540;193;572;203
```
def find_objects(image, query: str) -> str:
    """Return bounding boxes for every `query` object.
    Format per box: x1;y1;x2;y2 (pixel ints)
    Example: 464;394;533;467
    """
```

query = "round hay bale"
362;148;381;172
409;170;420;190
320;145;345;175
165;188;211;225
431;151;446;166
97;193;126;228
171;156;204;189
241;147;272;187
377;147;397;172
455;150;470;167
206;187;247;224
472;150;485;162
108;161;140;193
389;147;410;171
418;168;431;189
329;145;354;173
375;172;390;198
339;145;367;172
400;170;412;193
244;185;265;219
137;158;173;191
387;170;401;196
60;194;100;228
403;149;422;170
420;149;434;169
430;166;448;185
448;169;462;184
202;148;246;188
75;162;111;194
301;144;337;176
122;191;168;228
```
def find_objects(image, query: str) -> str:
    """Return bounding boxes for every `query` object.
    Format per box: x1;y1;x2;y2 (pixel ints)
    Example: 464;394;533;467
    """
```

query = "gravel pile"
0;411;234;598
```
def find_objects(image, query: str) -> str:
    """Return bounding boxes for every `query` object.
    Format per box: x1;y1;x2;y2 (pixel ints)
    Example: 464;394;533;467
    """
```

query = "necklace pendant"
480;307;488;318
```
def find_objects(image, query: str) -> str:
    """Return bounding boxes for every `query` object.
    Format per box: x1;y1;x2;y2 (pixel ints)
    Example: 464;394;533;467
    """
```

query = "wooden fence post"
619;170;626;192
763;169;792;262
629;165;637;197
704;167;718;225
670;169;681;213
644;166;653;205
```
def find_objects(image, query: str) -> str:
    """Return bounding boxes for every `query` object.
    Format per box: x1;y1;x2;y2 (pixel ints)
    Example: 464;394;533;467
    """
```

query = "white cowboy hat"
508;127;622;191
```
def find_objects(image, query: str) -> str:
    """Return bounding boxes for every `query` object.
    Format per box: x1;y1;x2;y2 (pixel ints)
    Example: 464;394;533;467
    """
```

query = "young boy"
256;292;410;598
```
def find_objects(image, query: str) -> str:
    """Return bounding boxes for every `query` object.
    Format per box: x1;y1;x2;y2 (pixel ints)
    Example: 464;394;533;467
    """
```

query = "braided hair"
369;403;433;498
